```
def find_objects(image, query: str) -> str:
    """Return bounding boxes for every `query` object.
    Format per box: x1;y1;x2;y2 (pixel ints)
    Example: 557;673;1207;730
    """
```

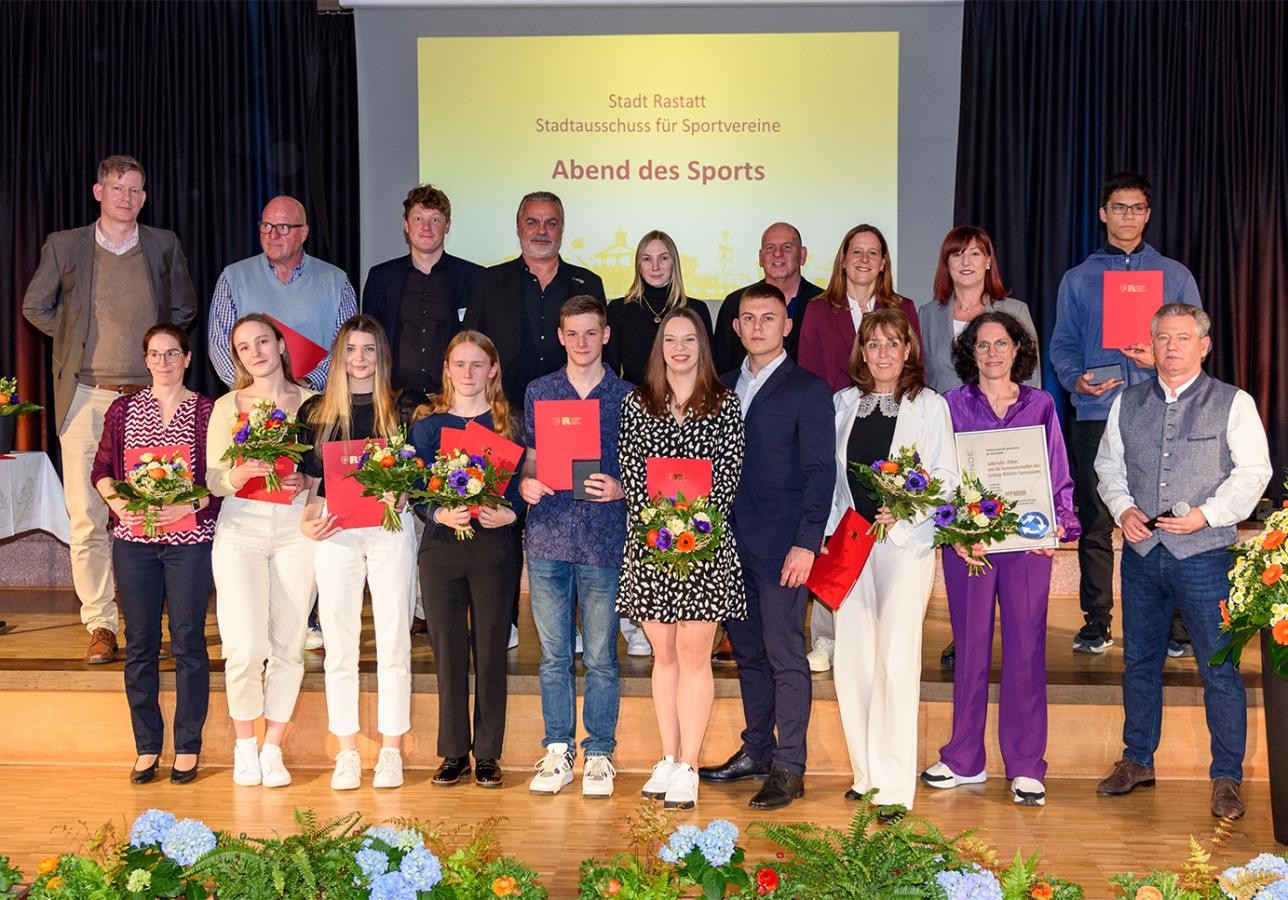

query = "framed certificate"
954;425;1058;553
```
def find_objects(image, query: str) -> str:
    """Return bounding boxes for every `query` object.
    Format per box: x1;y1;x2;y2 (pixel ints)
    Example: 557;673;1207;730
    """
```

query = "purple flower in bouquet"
234;423;251;444
694;518;712;534
912;451;921;465
656;528;673;551
448;470;471;495
398;447;416;459
980;498;1001;518
905;471;928;492
269;408;287;422
933;504;957;527
871;459;887;473
469;454;487;468
359;452;371;467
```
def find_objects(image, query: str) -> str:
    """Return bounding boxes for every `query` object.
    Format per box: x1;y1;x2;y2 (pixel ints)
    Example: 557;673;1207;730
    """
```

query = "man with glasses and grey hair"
208;195;356;390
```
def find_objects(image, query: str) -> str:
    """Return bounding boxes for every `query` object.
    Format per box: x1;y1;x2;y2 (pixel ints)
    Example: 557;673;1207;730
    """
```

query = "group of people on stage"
24;157;1272;822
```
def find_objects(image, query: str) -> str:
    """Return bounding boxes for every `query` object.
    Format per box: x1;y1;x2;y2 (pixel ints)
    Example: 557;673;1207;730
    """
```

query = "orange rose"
492;876;517;896
1135;887;1163;900
1030;883;1053;900
429;476;443;490
1274;619;1288;646
676;533;697;552
414;458;426;468
606;878;622;896
647;529;660;547
0;392;12;404
1263;563;1283;586
37;857;59;875
265;418;281;428
147;466;168;480
880;461;900;474
466;467;484;480
674;501;690;512
1220;599;1231;627
380;455;396;468
1265;530;1287;550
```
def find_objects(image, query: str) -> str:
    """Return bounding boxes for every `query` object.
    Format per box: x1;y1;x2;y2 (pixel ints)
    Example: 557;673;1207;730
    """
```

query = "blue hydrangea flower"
658;825;701;864
160;819;216;867
1247;853;1288;876
355;847;390;882
695;819;738;867
933;504;957;527
1258;880;1288;899
369;870;416;900
904;471;928;492
363;826;400;847
934;870;1003;900
129;809;177;847
399;846;443;891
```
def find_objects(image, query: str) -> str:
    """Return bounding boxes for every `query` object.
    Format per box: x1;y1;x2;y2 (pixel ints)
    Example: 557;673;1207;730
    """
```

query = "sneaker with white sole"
641;755;679;800
304;624;324;652
372;748;404;789
806;636;835;673
331;749;361;791
663;763;699;810
920;760;987;789
259;743;292;788
626;629;652;657
233;737;261;786
582;756;616;798
1011;776;1046;806
508;623;519;650
529;743;575;794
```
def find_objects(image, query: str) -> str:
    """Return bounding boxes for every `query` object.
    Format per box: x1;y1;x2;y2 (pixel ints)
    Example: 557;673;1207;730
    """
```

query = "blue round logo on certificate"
1017;511;1051;539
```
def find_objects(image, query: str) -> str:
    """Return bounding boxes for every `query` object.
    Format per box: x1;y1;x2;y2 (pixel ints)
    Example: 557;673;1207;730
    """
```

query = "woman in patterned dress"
617;307;746;810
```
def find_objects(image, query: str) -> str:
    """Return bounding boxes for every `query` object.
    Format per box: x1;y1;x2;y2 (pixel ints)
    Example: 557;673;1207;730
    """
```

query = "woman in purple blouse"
919;311;1078;808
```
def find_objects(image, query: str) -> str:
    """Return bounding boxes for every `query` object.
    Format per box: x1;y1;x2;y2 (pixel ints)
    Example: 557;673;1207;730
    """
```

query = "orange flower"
1030;883;1053;900
265;418;282;429
380;455;396;468
606;878;622;896
466;467;484;480
646;529;660;547
147;466;168;480
1220;599;1231;628
47;876;64;891
1265;530;1287;550
676;532;697;552
414;458;426;468
492;875;517;896
880;461;900;474
674;501;690;512
1135;887;1163;900
37;857;58;875
1263;563;1283;586
428;476;443;490
0;392;11;404
1273;619;1288;646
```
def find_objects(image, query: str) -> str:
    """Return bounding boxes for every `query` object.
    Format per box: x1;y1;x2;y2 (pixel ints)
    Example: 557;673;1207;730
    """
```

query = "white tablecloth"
0;452;71;543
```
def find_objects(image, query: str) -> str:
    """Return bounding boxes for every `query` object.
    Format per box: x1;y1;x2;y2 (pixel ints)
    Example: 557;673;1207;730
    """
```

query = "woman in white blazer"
826;308;958;819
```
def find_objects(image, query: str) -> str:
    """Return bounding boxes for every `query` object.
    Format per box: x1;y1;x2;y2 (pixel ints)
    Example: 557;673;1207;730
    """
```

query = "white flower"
666;518;686;534
894;475;906;488
693;512;711;524
1273;604;1288;624
972;513;990;528
641;508;657;524
962;487;982;504
138;453;154;464
465;478;482;496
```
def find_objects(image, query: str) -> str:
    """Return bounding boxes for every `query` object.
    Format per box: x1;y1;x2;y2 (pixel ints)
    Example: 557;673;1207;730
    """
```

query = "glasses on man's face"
258;221;305;236
146;349;184;363
1106;202;1149;217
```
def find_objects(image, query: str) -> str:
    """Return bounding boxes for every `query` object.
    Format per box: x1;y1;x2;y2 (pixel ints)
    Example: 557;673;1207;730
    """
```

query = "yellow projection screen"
417;32;898;298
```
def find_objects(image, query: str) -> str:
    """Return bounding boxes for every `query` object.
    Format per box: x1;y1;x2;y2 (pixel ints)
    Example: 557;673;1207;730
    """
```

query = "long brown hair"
624;230;689;314
308;315;400;443
932;225;1009;304
635;307;729;419
229;313;300;390
847;308;925;403
816;224;907;313
413;330;517;440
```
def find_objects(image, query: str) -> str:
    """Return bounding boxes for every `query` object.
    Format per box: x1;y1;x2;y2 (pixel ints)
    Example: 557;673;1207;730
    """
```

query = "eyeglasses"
974;339;1013;354
1106;202;1149;217
146;349;185;363
258;221;306;235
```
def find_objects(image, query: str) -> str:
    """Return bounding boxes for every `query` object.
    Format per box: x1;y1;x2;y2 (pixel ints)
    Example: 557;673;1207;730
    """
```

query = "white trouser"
315;509;415;736
832;539;935;808
809;600;834;644
213;495;316;722
60;383;120;633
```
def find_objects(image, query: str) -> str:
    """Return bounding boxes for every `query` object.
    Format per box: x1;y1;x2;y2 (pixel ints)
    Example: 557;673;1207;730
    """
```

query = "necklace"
985;388;1017;416
640;294;666;324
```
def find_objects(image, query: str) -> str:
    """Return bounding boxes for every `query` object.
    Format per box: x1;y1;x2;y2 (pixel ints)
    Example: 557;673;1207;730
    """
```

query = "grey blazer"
22;224;197;430
917;295;1041;394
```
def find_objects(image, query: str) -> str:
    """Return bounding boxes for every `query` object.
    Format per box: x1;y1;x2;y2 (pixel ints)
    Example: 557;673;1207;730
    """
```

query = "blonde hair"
308;315;400;443
624;230;689;314
413;331;517;440
230;313;299;390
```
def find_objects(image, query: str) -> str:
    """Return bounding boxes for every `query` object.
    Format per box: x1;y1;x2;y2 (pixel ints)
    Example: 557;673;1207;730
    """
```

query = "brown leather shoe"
1096;758;1155;796
1211;777;1245;819
85;628;118;664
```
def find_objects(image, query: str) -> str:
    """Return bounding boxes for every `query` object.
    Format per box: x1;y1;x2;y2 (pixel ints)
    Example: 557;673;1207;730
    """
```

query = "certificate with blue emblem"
953;425;1058;553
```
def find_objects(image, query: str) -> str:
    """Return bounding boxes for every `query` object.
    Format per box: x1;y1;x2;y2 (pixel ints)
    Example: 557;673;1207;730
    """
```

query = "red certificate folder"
439;421;523;494
805;508;876;611
322;439;385;529
646;457;713;502
263;314;327;378
1102;270;1163;349
534;399;600;491
123;445;196;537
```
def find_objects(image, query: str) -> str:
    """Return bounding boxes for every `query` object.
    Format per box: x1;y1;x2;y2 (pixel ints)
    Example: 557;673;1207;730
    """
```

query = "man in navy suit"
698;282;834;809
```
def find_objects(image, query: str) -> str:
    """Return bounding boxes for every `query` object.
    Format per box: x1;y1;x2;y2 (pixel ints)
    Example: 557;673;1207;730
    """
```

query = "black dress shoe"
130;758;159;785
940;641;955;669
474;758;503;787
749;765;804;810
432;756;472;786
170;763;199;784
698;749;770;783
844;788;863;801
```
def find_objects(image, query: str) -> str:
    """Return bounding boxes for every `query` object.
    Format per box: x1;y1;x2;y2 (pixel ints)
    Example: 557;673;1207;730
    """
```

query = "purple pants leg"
939;551;1052;781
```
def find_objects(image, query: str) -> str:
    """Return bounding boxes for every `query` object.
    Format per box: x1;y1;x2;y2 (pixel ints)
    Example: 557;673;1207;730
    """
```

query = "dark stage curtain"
954;0;1288;494
0;0;358;456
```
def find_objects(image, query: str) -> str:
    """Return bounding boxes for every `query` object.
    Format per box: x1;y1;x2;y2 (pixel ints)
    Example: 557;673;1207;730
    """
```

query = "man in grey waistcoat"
1093;303;1271;819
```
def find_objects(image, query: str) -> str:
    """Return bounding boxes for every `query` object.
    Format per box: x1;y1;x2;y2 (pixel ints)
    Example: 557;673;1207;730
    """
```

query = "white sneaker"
508;624;519;650
641;755;678;800
1011;776;1046;806
920;761;987;789
529;743;575;794
233;737;261;786
304;625;324;652
626;628;653;657
372;748;404;789
575;629;583;656
582;756;616;799
331;749;361;791
663;763;699;810
259;743;292;788
806;636;835;673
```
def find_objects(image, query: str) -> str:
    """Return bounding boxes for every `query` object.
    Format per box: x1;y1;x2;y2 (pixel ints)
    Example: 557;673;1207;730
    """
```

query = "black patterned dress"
615;390;747;623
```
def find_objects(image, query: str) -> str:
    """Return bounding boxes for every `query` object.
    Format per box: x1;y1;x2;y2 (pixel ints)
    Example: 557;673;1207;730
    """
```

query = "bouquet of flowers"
420;447;513;540
932;470;1021;575
108;452;210;538
636;492;724;579
0;377;41;417
220;398;311;493
1213;479;1288;676
346;428;426;532
849;445;945;541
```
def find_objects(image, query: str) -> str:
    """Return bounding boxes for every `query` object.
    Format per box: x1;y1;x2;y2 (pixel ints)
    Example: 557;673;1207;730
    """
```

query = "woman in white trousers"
207;314;316;788
298;314;420;790
826;309;957;819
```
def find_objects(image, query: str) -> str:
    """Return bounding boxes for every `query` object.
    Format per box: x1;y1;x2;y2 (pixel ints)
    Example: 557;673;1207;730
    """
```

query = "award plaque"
953;425;1058;553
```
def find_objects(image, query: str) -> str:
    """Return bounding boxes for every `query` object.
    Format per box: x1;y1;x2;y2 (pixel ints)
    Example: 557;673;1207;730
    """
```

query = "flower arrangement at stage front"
1212;481;1288;677
0;377;42;418
108;452;211;538
636;491;724;579
220;398;312;493
849;444;946;541
347;428;426;532
932;471;1021;575
421;447;513;540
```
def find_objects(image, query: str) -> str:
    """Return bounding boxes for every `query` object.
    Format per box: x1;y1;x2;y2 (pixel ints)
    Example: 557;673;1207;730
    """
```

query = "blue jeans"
527;557;621;757
1121;544;1246;781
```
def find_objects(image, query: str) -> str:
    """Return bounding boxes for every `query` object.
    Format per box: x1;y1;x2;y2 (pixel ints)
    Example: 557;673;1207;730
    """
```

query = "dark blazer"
463;256;606;405
796;296;922;393
361;252;483;349
720;357;834;560
713;278;823;374
22;223;197;430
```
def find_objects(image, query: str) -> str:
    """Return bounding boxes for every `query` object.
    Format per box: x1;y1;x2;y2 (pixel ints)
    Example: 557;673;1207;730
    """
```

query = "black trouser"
113;540;212;755
419;525;518;760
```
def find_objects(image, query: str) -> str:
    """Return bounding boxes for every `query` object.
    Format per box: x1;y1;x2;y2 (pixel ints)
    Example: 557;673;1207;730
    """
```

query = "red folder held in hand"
263;314;327;378
322;439;386;529
646;457;713;502
123;445;196;537
234;455;297;504
1102;270;1163;349
439;421;523;494
534;399;600;491
805;508;876;611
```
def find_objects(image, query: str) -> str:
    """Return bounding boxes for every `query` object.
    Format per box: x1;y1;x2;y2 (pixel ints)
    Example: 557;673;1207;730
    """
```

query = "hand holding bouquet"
220;399;312;493
849;445;945;541
420;447;513;540
346;429;425;531
0;377;42;417
636;492;724;579
1214;479;1288;675
931;471;1020;575
109;452;210;538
